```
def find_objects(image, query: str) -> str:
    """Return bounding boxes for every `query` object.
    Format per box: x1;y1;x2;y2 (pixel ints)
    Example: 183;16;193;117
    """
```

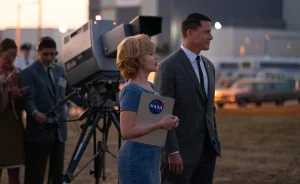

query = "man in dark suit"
20;37;80;184
154;13;221;184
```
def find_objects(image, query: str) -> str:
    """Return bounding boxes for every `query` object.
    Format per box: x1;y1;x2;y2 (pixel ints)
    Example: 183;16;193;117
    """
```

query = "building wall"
89;0;101;20
116;7;140;24
283;0;300;31
166;0;285;51
157;0;171;51
203;27;300;58
100;0;117;20
197;0;284;28
203;28;235;57
90;0;300;55
98;0;142;24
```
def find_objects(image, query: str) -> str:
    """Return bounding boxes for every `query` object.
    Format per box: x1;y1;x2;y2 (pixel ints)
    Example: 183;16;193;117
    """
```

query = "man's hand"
168;153;184;175
33;111;47;123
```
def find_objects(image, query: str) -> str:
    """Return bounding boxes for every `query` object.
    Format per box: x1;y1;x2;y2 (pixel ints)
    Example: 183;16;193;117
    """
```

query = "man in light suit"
154;13;221;184
20;37;80;184
14;43;34;70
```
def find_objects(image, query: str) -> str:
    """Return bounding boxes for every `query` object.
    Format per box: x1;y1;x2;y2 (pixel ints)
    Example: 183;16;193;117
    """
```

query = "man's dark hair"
20;43;32;51
0;38;17;53
36;36;56;51
181;13;211;38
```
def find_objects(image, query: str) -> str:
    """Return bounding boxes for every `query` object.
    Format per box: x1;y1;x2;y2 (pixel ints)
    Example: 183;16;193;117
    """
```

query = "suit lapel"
53;67;59;98
178;49;206;102
202;56;214;106
35;61;56;100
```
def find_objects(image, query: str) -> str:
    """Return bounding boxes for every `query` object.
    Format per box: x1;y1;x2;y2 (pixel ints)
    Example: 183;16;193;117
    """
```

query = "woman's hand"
160;115;179;130
10;86;26;100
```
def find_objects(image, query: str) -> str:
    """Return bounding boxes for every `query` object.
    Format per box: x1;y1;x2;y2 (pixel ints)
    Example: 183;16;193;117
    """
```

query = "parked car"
215;79;300;108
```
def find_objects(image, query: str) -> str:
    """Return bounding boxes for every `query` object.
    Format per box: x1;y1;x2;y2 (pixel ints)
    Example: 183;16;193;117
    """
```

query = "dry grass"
1;106;300;184
214;106;300;184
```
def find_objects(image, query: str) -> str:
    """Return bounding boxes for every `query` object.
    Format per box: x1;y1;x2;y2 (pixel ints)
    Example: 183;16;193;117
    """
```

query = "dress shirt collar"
180;44;201;62
40;62;55;72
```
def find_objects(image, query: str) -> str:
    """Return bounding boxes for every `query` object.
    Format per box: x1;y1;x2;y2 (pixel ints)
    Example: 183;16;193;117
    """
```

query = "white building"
203;27;300;58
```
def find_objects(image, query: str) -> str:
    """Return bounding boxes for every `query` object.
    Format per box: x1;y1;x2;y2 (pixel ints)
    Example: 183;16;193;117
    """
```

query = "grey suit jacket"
20;61;77;143
154;48;221;165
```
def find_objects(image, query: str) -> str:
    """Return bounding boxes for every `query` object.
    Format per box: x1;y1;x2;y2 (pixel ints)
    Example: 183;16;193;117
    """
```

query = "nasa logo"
149;99;164;114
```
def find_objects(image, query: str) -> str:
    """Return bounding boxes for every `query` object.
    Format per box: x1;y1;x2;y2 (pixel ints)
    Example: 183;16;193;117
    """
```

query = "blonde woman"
116;34;179;184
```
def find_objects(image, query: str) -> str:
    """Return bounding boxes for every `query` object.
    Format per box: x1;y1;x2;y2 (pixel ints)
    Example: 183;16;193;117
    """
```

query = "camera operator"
20;37;81;184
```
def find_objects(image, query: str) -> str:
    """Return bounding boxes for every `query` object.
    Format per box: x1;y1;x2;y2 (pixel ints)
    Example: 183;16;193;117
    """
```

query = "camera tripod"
63;103;122;184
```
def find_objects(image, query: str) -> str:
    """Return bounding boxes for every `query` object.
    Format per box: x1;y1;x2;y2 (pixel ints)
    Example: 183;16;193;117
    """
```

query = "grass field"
1;106;300;184
214;106;300;184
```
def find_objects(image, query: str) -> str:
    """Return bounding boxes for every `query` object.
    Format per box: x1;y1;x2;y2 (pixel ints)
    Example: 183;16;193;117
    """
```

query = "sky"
0;0;89;30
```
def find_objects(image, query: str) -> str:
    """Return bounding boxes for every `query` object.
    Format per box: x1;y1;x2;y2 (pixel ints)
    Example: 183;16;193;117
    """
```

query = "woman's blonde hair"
116;34;155;80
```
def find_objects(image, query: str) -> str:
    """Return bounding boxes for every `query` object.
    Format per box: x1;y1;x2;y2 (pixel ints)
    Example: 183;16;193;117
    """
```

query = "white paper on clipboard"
131;93;175;147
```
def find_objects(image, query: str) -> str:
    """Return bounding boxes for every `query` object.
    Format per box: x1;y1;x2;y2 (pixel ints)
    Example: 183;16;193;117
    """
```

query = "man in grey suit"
154;13;221;184
20;37;80;184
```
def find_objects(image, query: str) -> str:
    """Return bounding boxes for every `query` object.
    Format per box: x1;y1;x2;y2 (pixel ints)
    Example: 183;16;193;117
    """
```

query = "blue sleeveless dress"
117;82;161;184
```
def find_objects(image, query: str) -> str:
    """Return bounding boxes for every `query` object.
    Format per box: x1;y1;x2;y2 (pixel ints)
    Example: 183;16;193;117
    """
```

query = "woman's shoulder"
119;83;143;110
121;81;158;94
120;83;143;98
122;82;142;92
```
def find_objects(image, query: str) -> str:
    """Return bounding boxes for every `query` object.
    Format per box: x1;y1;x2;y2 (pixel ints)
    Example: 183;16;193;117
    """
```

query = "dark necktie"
25;60;29;66
47;67;56;95
196;55;207;98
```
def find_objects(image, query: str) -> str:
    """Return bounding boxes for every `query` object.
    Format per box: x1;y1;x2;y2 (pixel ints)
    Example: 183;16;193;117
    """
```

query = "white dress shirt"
14;56;34;70
42;63;55;82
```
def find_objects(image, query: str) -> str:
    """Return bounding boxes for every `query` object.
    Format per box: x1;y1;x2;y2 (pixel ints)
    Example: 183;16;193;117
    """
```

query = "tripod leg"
94;140;103;184
92;129;101;184
108;109;122;150
108;109;120;132
101;114;108;181
63;110;103;183
63;117;91;183
100;140;106;182
106;115;112;145
109;108;121;184
101;110;119;159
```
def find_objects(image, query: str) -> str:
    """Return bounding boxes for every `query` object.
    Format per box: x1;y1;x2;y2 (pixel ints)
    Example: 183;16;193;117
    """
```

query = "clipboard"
131;92;175;147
